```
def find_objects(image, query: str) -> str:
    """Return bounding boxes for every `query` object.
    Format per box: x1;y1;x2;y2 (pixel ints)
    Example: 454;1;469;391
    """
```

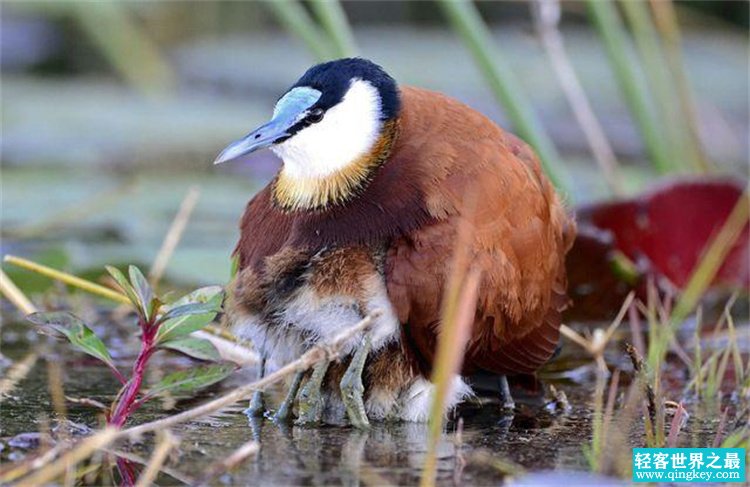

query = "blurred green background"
2;0;747;287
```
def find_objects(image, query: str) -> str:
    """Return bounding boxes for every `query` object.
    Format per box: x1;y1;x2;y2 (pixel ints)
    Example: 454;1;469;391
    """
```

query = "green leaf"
156;287;223;343
146;363;235;398
155;304;219;343
27;312;119;374
158;301;221;324
167;286;224;308
128;265;155;318
159;336;221;362
105;265;140;307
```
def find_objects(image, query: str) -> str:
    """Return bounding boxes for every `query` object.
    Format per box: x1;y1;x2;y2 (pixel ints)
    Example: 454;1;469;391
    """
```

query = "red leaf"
566;177;748;320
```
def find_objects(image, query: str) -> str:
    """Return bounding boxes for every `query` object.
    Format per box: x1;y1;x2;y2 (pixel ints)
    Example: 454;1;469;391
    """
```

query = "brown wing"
385;87;575;375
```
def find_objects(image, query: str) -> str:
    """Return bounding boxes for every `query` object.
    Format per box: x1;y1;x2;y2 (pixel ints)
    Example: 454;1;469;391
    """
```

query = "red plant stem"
116;455;137;487
109;320;158;428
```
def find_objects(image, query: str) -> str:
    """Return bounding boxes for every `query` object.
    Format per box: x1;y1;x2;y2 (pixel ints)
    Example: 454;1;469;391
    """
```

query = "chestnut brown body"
229;86;575;420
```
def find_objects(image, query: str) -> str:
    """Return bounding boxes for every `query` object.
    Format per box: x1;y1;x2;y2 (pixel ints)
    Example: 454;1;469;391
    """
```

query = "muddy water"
0;319;733;486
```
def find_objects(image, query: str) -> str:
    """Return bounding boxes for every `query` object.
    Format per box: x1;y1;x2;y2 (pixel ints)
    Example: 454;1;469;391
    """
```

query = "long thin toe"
245;390;266;418
273;371;304;423
340;334;372;429
341;374;370;429
295;361;328;426
295;383;323;425
499;375;516;411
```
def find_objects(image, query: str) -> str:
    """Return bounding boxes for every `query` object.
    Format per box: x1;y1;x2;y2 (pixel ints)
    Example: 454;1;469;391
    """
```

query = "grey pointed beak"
213;86;322;165
213;118;291;165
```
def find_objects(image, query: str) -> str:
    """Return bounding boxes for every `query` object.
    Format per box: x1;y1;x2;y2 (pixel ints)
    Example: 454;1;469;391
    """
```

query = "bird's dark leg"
295;359;330;425
245;356;267;418
340;335;371;429
498;375;515;411
273;370;304;422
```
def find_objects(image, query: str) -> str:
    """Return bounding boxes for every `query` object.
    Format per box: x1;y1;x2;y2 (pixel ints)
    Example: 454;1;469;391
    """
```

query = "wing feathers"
385;86;575;376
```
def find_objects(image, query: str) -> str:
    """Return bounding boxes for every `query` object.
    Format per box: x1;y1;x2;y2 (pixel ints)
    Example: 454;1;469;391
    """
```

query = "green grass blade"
649;0;711;172
587;0;673;174
532;0;624;195
69;1;175;97
620;0;697;173
264;0;335;61
438;0;572;194
672;186;749;325
309;0;358;58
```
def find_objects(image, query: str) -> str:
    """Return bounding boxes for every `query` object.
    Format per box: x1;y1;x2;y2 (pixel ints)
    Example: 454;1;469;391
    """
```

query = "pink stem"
116;456;137;486
109;319;157;428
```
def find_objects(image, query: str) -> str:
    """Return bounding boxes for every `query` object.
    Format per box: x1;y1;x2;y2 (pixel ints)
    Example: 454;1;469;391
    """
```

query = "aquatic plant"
25;265;233;429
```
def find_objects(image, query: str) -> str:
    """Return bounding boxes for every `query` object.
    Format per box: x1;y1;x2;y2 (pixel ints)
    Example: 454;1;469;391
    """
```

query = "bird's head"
214;58;401;210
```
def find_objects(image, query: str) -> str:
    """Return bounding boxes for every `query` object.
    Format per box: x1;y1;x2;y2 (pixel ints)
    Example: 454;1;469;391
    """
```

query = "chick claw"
340;335;372;429
273;371;304;422
245;357;267;418
295;359;329;425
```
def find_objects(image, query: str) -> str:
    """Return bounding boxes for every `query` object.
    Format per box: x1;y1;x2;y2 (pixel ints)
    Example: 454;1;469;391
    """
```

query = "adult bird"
215;58;575;428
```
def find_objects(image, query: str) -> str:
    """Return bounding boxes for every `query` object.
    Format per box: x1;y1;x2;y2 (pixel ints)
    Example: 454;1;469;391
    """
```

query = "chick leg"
498;375;516;411
245;357;266;418
273;370;304;422
340;335;372;429
295;359;329;425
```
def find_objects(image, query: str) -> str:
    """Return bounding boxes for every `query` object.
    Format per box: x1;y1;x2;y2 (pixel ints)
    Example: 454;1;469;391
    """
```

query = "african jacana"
215;58;575;428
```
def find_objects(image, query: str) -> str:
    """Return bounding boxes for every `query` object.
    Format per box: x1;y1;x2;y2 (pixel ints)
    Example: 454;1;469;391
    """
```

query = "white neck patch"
271;79;383;180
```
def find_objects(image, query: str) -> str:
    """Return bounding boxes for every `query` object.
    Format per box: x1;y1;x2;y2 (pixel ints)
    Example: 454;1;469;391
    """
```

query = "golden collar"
272;119;400;212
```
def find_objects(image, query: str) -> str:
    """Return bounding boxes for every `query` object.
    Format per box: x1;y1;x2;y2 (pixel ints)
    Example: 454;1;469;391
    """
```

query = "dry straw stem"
559;291;636;372
438;0;572;193
712;408;729;448
12;315;376;484
626;342;658;442
15;428;119;486
0;270;41;401
103;448;194;485
600;369;621;455
683;297;739;398
0;352;39;402
193;330;258;365
420;268;480;487
149;186;201;288
1;442;65;484
587;0;673;174
598;381;644;476
134;430;180;487
196;440;259;485
4;255;130;305
590;367;623;474
0;268;38;315
121;312;378;438
645;186;748;394
532;0;623;195
724;307;745;387
46;360;68;420
666;402;687;447
421;192;482;487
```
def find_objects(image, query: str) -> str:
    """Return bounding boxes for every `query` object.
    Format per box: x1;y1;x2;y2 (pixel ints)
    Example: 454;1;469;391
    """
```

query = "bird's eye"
308;108;325;123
